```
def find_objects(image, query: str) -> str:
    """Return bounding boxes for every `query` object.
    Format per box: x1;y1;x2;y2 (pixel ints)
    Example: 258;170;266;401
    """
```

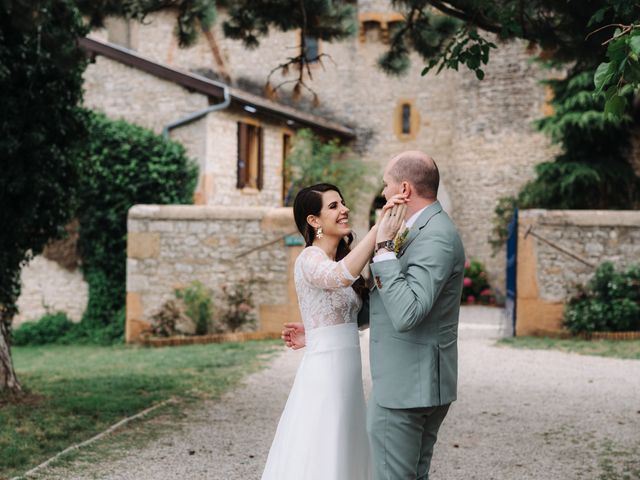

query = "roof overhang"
79;37;356;140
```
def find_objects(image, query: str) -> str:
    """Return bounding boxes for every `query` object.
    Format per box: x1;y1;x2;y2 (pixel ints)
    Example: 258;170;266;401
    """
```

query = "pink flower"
466;295;476;304
479;271;486;278
480;288;492;297
490;296;497;304
463;277;473;287
464;259;471;269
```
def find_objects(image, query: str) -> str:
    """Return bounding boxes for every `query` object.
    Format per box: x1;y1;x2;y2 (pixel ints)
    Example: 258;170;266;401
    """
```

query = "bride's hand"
375;194;407;226
282;322;306;350
376;203;407;244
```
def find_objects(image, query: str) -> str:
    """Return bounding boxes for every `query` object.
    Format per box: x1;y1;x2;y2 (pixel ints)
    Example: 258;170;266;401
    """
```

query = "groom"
284;150;465;480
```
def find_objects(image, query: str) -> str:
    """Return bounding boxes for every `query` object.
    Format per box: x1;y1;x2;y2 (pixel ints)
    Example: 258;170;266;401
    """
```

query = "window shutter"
257;127;264;190
237;122;248;189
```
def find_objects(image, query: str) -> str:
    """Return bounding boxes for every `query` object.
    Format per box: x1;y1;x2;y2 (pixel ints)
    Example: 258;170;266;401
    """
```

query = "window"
401;103;412;134
302;34;319;64
237;122;263;190
106;17;135;49
362;21;383;43
282;132;293;205
394;99;420;140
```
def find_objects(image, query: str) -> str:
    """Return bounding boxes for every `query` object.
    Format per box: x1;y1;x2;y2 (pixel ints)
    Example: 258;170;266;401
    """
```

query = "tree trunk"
0;320;22;394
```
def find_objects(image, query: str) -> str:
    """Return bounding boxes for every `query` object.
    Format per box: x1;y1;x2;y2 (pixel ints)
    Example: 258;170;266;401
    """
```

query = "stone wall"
14;257;88;327
516;209;640;336
126;205;302;342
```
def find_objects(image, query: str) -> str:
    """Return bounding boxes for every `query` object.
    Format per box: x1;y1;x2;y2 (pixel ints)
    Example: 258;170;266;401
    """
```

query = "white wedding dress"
261;246;370;480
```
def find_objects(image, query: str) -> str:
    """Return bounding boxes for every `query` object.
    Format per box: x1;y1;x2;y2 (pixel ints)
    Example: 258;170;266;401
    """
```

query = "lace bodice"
294;246;362;331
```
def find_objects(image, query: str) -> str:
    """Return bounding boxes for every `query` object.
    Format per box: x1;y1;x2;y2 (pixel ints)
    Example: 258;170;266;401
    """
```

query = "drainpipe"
162;86;231;138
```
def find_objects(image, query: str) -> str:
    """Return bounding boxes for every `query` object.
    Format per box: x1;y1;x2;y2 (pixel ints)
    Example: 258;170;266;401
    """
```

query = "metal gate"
505;209;518;336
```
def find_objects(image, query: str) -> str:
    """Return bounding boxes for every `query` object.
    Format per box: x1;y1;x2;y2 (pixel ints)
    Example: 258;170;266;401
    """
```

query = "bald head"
387;150;439;200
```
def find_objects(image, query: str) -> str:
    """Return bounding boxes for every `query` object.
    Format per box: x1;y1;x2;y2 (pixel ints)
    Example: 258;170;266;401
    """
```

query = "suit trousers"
367;401;451;480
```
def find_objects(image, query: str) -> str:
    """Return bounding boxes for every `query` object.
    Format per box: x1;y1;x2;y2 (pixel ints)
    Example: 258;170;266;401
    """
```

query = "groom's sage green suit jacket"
359;201;465;409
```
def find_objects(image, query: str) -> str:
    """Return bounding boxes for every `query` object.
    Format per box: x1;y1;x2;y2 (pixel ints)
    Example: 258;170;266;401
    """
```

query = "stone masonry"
125;205;302;342
516;209;640;336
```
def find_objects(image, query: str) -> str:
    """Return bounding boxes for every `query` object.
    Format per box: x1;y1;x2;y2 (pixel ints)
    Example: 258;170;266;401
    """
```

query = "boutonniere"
394;226;410;255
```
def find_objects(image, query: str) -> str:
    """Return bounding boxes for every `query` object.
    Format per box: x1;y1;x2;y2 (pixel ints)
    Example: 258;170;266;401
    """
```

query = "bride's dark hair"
293;183;368;300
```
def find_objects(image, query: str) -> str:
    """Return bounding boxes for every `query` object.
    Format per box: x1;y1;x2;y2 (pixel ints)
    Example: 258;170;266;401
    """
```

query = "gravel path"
30;309;640;480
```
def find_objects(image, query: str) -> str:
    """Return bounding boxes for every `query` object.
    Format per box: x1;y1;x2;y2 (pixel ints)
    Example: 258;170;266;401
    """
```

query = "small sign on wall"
285;234;304;246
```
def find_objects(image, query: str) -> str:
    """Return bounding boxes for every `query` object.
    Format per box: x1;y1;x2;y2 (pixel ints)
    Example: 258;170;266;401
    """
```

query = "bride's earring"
315;226;324;239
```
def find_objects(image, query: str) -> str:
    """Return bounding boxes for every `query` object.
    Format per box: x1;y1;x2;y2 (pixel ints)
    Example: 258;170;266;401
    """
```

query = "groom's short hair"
389;151;439;199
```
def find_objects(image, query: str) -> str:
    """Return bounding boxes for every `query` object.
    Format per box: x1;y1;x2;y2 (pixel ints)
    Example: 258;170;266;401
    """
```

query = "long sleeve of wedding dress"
298;246;359;289
294;246;362;330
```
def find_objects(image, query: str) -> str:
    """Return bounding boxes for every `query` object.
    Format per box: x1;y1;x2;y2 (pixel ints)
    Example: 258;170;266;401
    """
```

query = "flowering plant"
220;280;257;332
461;259;496;305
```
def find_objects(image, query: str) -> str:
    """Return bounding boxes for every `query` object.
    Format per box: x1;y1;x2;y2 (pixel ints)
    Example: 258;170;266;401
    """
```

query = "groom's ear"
401;181;412;198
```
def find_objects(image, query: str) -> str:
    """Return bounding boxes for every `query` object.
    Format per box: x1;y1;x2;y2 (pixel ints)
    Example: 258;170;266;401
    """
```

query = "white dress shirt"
372;204;429;263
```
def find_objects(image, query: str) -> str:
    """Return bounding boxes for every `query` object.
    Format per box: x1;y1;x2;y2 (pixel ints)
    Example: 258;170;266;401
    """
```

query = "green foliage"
0;0;88;326
461;259;496;305
379;12;460;76
532;71;638;209
284;129;374;209
593;18;640;117
564;262;640;334
421;27;496;80
175;282;215;335
223;0;356;49
220;282;257;333
75;111;198;342
11;313;76;347
489;196;517;254
490;70;640;250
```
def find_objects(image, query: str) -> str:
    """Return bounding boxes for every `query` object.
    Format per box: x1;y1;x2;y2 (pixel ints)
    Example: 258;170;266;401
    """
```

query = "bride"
261;183;406;480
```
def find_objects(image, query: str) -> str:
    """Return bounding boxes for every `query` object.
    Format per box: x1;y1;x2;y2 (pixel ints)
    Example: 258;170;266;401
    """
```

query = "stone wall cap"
129;205;294;221
519;209;640;227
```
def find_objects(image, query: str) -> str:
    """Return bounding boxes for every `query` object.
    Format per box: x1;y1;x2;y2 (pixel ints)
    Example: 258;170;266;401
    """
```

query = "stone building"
15;2;558;327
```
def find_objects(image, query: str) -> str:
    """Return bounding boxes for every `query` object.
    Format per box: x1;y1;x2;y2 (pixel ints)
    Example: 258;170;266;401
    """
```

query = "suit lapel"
397;201;442;257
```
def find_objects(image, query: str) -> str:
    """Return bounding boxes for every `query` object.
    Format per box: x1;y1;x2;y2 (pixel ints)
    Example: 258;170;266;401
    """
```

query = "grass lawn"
498;336;640;360
0;340;279;479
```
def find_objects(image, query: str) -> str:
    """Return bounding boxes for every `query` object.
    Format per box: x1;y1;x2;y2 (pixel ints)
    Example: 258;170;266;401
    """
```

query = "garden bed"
139;330;282;347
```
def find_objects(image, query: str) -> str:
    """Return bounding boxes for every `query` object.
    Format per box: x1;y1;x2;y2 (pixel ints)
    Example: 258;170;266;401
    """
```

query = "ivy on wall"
74;111;198;342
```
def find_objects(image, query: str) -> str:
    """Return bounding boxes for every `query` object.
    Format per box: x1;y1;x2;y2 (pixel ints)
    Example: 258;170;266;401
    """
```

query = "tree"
594;23;640;116
1;1;88;394
221;1;639;90
0;0;209;394
284;129;374;208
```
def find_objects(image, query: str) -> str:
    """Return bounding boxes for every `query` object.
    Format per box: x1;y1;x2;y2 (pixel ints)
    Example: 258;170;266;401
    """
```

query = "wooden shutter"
257;126;264;190
237;122;248;189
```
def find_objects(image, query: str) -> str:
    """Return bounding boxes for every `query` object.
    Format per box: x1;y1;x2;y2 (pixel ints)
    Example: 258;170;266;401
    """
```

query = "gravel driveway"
28;308;640;480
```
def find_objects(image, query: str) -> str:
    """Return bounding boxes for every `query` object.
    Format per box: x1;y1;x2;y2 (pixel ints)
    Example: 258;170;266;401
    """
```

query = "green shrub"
73;111;198;343
175;282;215;335
11;313;76;346
461;259;496;305
564;262;640;334
284;129;374;209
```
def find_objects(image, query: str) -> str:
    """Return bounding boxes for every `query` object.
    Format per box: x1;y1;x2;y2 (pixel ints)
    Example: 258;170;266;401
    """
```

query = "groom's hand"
282;322;306;350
